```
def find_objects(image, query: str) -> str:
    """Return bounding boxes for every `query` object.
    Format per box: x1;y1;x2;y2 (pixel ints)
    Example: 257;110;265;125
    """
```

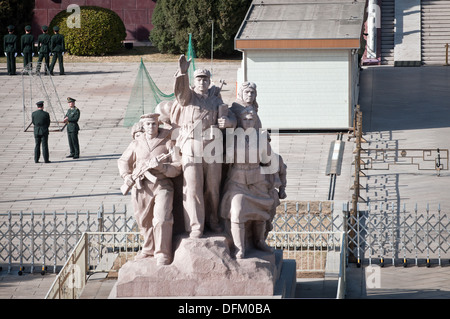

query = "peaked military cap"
53;26;59;31
36;101;44;107
25;25;31;31
194;69;211;78
67;97;76;103
140;113;160;120
42;25;48;31
7;25;15;31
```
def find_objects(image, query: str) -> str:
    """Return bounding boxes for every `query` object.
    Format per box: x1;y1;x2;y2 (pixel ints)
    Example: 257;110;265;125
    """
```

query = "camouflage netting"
123;59;175;127
123;36;197;127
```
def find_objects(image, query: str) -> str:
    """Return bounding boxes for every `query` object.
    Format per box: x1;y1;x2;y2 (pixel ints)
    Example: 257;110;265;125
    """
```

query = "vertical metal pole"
391;202;395;266
357;203;361;267
438;204;442;267
64;211;68;261
8;211;12;273
113;204;116;250
86;210;91;232
123;204;127;233
414;203;418;266
426;203;431;267
31;211;35;274
75;210;80;242
18;211;24;275
368;203;372;266
402;204;407;267
53;211;57;273
41;211;46;276
379;209;384;267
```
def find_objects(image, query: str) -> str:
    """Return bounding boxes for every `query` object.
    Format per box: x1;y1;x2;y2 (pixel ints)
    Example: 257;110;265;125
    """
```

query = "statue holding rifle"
118;113;181;265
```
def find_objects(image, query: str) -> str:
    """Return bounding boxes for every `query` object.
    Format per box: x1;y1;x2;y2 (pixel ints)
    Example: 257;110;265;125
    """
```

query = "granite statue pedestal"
110;234;296;298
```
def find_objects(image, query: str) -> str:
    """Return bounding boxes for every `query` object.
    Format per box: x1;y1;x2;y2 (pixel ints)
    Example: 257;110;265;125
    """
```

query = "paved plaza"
1;60;450;299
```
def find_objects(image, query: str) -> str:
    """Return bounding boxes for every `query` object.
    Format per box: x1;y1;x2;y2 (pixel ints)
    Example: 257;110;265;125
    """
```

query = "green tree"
50;6;126;56
150;0;252;58
0;0;35;42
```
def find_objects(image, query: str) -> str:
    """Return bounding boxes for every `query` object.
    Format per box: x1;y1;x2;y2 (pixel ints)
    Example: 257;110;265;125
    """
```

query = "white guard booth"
234;0;366;130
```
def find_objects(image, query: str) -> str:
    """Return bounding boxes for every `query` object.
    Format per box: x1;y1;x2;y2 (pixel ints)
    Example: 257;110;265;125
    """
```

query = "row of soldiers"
3;24;65;76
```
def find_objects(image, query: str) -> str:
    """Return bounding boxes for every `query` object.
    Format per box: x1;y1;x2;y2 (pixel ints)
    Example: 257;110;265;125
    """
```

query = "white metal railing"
0;205;135;274
45;231;142;299
266;231;346;298
336;230;347;299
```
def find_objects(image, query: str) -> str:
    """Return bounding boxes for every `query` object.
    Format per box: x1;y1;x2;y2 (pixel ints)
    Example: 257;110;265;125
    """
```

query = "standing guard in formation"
21;25;34;68
49;26;65;75
3;25;17;75
63;97;80;159
36;25;51;74
32;101;51;163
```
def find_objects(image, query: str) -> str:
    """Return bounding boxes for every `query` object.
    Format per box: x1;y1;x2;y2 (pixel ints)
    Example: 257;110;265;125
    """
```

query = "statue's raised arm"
178;54;191;75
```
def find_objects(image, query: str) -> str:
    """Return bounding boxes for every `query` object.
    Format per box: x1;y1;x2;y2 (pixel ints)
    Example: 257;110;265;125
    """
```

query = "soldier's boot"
253;221;274;253
154;221;173;266
231;222;246;259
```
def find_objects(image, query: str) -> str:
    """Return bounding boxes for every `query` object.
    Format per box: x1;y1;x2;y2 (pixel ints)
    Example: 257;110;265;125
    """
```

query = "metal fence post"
53;211;57;273
41;211;46;276
18;211;24;275
8;211;12;273
426;203;431;267
30;211;35;274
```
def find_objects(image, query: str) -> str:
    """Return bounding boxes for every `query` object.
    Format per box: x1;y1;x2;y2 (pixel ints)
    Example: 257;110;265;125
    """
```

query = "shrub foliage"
149;0;252;58
0;0;34;40
50;6;126;56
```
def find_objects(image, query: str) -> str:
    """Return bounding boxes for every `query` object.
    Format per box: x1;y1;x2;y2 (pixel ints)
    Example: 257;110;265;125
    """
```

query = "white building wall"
237;49;351;130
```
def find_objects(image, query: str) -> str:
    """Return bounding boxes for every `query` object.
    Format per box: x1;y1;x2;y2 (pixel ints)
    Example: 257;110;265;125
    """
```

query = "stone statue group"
118;55;287;265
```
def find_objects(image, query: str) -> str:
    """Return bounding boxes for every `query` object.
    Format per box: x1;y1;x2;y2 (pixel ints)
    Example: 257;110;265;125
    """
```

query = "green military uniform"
49;26;65;75
21;25;34;68
32;101;51;163
65;97;80;158
3;25;17;75
37;25;51;74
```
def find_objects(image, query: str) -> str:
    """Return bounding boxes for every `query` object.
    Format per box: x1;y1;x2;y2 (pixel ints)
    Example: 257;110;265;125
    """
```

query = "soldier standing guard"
63;97;80;159
21;25;34;69
32;101;51;163
3;25;17;75
49;26;65;75
36;25;51;74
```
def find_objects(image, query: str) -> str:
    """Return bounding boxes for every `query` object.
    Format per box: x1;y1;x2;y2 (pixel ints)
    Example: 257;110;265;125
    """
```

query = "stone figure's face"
241;116;255;130
142;118;158;138
193;76;210;95
242;88;256;104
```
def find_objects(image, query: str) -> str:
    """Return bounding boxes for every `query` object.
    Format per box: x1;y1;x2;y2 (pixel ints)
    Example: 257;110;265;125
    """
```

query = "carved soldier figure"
229;81;261;129
118;113;181;265
220;110;276;258
169;55;235;238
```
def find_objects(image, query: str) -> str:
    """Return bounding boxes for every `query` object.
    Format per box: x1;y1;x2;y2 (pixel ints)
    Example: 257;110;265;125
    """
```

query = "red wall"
33;0;156;42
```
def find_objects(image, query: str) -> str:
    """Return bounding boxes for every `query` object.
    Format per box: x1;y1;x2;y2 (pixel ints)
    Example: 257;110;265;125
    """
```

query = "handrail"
45;231;141;299
336;231;347;299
